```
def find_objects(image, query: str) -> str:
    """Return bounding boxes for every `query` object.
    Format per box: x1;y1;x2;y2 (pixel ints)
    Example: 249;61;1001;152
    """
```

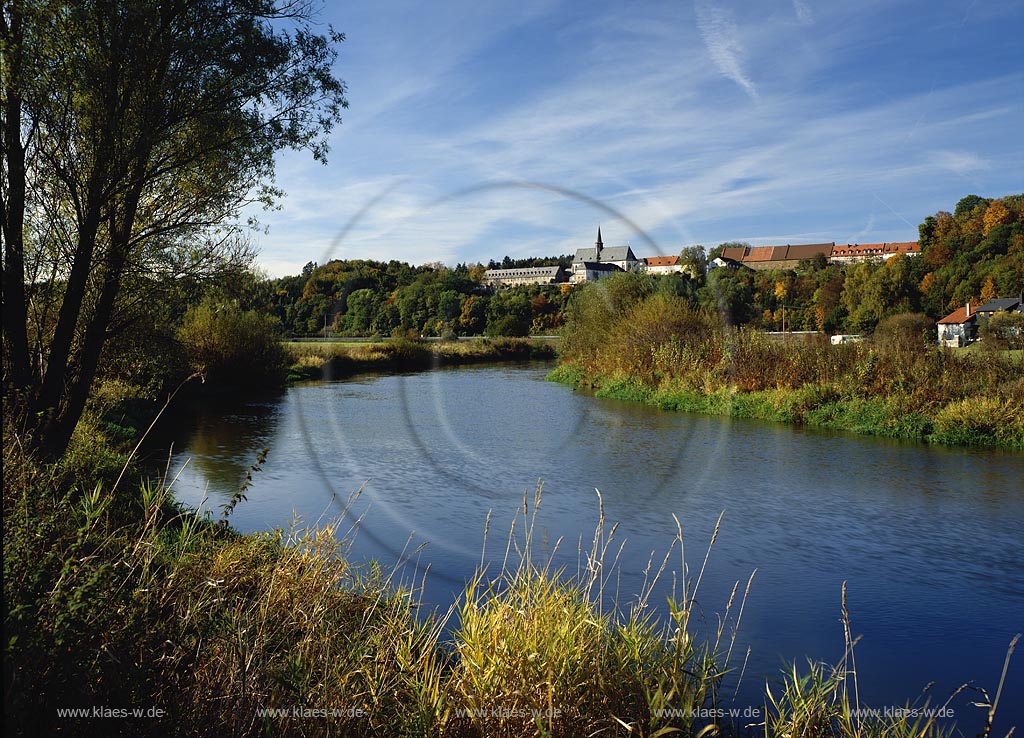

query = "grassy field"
954;343;1024;361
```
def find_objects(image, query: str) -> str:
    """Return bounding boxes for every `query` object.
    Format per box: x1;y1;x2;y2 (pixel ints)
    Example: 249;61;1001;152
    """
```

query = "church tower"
595;226;603;261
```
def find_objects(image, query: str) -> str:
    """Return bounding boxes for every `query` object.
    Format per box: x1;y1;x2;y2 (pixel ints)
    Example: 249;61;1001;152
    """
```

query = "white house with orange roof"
936;302;978;347
643;255;682;275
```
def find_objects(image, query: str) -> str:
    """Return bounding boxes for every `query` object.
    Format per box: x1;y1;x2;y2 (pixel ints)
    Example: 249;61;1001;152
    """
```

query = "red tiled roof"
730;243;835;262
745;246;775;261
786;243;834;260
722;246;747;261
645;255;679;267
937;306;975;325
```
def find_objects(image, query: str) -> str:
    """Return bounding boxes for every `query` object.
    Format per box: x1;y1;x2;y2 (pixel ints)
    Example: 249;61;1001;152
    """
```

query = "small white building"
936;303;978;347
709;256;744;271
643;255;682;275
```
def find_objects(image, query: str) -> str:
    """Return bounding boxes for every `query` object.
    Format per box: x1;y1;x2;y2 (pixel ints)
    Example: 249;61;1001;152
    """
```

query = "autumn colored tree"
980;275;997;304
983;199;1012;236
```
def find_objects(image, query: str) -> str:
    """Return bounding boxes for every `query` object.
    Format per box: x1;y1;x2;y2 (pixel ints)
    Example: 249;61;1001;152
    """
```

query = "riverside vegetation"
260;192;1024;341
284;336;556;382
6;422;1019;737
549;274;1024;449
6;278;1018;734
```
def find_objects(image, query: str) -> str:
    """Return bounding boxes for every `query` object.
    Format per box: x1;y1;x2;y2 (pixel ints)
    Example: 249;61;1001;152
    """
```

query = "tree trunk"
37;172;146;460
1;2;33;399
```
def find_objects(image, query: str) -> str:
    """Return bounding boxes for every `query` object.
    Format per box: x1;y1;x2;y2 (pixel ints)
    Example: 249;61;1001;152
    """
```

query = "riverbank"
284;336;556;382
548;362;1024;449
553;287;1024;450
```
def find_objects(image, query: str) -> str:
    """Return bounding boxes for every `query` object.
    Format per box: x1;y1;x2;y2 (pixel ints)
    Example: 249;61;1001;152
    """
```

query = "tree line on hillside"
267;259;571;337
264;193;1024;339
701;194;1024;332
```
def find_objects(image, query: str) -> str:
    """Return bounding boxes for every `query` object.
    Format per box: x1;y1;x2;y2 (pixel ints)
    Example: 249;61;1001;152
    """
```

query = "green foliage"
269;259;573;338
3;0;347;459
561;272;655;372
178;299;289;388
262;195;1022;346
919;194;1024;315
931;396;1024;447
678;244;708;279
982;311;1024;350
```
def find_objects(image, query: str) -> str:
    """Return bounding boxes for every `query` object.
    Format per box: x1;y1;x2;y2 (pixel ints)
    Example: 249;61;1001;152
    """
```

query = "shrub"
604;295;715;381
484;314;530;337
932;396;1024;447
982;311;1024;350
178;298;289;388
872;312;935;352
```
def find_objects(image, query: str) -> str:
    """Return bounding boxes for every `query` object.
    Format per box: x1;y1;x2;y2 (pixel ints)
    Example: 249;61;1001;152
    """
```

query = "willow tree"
1;0;346;458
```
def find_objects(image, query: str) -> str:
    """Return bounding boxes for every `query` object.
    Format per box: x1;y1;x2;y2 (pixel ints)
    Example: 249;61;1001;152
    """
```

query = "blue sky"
252;0;1024;277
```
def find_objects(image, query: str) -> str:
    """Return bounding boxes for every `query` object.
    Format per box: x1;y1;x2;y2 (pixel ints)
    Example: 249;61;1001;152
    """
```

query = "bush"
178;298;289;389
871;312;935;352
484;314;530;337
605;295;716;381
932;396;1024;447
982;311;1024;350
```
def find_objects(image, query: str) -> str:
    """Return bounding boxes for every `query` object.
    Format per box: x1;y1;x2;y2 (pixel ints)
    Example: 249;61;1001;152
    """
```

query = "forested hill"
917;194;1024;313
267;258;571;337
264;194;1023;337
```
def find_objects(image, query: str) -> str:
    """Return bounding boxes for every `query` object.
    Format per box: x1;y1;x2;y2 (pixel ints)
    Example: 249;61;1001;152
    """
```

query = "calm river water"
163;363;1024;726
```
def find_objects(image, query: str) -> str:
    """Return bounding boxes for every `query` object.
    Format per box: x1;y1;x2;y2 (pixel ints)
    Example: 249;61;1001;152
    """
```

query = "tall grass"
4;427;1019;737
448;489;741;737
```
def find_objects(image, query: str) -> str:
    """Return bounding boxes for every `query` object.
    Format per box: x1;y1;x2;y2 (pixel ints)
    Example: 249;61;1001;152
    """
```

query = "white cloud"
694;1;758;100
793;0;814;25
930;150;991;175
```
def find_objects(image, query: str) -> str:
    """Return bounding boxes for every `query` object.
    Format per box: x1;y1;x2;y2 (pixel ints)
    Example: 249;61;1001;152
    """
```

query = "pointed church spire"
595;226;603;260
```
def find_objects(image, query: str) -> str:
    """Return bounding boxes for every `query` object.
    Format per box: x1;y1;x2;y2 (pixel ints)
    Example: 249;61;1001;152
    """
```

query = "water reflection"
162;394;284;506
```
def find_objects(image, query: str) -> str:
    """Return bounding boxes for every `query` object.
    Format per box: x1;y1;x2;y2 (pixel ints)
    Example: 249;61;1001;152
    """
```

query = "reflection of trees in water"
178;396;283;501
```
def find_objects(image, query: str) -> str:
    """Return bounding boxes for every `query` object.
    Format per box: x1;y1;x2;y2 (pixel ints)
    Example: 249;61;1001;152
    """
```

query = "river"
163;363;1024;727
